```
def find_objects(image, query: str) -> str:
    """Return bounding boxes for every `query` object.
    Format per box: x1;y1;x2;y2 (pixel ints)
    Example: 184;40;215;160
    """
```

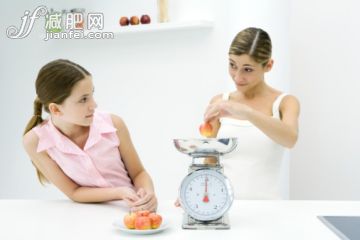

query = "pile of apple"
119;15;151;26
123;210;162;230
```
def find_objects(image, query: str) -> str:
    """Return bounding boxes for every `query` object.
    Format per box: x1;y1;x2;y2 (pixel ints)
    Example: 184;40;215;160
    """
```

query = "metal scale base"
174;138;238;230
182;213;230;230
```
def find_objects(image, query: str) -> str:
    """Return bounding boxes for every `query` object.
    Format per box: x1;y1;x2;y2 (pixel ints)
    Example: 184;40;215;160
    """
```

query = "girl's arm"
111;114;157;211
22;131;139;203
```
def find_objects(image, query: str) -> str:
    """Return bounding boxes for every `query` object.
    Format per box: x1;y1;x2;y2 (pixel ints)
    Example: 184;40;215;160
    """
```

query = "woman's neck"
238;81;269;99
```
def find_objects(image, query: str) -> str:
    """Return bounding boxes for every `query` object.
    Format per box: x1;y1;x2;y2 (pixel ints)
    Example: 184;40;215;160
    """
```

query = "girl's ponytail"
24;97;49;184
23;97;43;135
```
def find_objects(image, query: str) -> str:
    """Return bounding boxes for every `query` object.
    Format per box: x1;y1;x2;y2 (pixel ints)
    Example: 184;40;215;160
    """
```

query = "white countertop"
1;199;359;240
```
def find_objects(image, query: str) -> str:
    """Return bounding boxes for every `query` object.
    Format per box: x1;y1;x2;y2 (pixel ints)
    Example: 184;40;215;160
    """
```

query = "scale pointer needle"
203;176;209;203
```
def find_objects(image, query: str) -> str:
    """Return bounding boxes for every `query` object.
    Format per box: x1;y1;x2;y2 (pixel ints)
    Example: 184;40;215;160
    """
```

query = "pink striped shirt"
33;111;134;189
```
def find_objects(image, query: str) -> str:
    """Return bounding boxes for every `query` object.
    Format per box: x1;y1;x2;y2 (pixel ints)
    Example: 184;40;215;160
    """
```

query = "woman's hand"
204;100;252;122
130;188;158;212
174;198;181;207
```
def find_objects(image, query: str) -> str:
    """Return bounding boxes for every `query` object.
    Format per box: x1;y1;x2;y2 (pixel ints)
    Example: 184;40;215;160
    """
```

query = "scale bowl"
173;138;237;156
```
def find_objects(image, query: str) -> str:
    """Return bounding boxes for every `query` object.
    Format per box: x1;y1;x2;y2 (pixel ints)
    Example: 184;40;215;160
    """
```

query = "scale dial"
179;169;233;221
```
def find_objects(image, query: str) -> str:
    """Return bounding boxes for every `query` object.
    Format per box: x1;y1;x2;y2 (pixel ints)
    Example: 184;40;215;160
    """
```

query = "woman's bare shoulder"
282;94;300;105
210;93;225;104
280;94;300;114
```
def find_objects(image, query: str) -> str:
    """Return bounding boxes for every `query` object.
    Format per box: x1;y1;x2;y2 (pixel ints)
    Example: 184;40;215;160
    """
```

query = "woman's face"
57;75;97;126
228;54;272;92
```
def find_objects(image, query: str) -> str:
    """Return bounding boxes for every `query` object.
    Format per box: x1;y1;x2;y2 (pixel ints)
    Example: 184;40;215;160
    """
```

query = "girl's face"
56;75;97;126
228;54;272;92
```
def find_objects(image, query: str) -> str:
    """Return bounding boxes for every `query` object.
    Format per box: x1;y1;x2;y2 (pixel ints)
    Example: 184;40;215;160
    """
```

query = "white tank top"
217;93;288;200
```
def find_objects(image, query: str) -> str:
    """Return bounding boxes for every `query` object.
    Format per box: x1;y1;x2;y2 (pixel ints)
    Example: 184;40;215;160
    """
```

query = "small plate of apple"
113;211;168;235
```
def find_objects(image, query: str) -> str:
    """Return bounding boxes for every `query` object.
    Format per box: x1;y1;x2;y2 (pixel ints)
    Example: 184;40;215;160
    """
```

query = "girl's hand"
118;187;140;207
204;100;252;122
136;188;147;198
131;188;158;212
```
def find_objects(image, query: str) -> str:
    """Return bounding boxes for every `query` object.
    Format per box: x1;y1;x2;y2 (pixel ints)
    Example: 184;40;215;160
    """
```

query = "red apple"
148;212;162;229
199;122;213;137
134;216;151;230
140;14;151;24
123;212;136;229
130;16;140;25
136;210;150;217
119;16;129;26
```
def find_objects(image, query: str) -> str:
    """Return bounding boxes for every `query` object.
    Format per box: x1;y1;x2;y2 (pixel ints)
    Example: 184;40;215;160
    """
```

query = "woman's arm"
247;95;300;148
206;94;223;137
111;114;157;211
22;131;139;203
204;95;300;148
202;95;222;165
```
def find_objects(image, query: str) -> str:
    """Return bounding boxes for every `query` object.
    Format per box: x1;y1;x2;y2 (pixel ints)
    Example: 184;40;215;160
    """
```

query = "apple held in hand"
199;122;213;137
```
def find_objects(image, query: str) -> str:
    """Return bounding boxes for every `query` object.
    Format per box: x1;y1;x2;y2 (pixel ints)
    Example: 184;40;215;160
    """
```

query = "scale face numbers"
180;169;233;221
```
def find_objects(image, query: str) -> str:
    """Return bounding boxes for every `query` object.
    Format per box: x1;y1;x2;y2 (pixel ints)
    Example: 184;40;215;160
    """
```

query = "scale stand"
182;213;231;230
174;138;237;230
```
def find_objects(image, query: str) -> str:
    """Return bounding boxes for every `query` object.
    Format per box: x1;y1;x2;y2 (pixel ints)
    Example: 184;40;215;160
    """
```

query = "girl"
23;59;157;211
203;27;300;199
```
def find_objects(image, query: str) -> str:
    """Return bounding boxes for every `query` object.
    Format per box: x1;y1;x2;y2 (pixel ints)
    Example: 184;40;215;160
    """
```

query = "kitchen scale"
173;138;237;229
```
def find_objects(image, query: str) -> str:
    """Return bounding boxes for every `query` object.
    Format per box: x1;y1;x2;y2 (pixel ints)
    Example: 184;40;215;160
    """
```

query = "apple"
140;14;151;24
119;16;129;26
136;210;150;217
130;16;140;25
199;122;213;137
148;212;162;229
123;211;163;230
123;212;136;229
134;216;151;230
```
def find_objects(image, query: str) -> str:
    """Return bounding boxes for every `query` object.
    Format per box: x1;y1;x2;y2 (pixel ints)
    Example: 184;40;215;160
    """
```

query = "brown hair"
24;59;91;184
229;27;272;66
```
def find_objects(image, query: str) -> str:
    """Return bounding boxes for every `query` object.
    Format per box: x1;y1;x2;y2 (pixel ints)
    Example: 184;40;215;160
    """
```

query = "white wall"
0;0;290;200
289;0;360;200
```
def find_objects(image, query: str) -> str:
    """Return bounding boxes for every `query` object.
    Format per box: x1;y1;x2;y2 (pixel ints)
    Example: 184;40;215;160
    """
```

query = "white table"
0;199;359;239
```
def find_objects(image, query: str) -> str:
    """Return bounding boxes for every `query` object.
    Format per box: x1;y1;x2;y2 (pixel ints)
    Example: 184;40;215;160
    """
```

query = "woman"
203;27;300;199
